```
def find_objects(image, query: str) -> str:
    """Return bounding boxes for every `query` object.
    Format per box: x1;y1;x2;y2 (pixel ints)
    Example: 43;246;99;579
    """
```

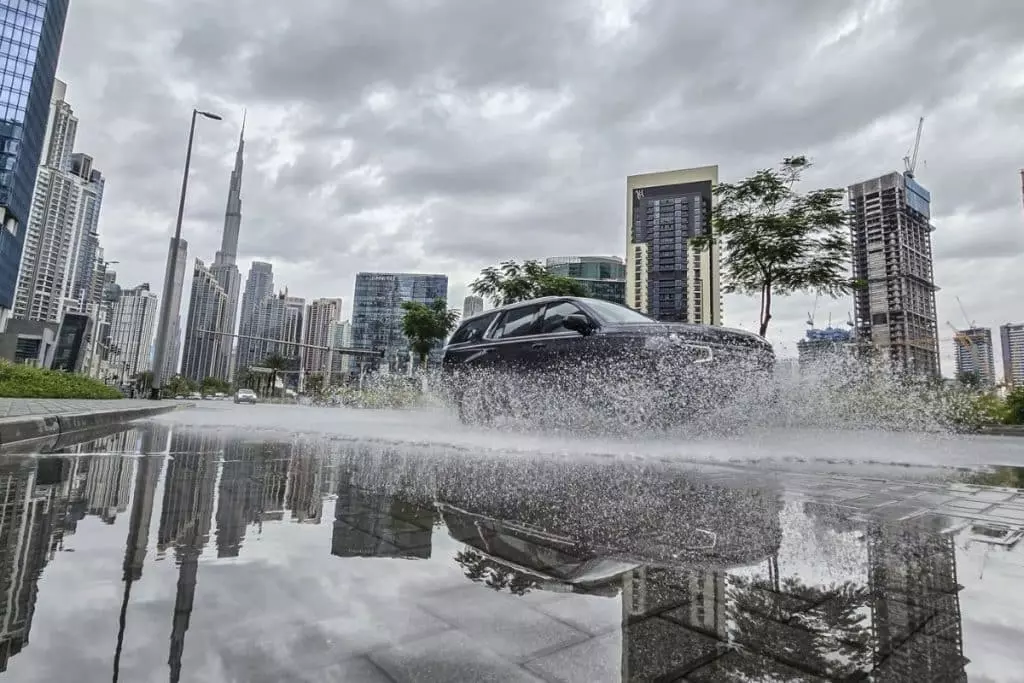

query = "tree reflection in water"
453;548;540;596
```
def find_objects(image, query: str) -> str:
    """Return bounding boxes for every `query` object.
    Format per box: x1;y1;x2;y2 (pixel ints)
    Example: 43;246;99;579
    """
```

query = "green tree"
305;373;324;396
956;371;982;390
261;353;288;397
163;374;193;398
201;376;231;395
133;372;153;393
400;298;460;365
469;259;586;307
691;156;855;337
1006;388;1024;425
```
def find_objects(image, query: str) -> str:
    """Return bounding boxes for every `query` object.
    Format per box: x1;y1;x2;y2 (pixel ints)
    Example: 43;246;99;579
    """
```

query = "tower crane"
903;117;924;179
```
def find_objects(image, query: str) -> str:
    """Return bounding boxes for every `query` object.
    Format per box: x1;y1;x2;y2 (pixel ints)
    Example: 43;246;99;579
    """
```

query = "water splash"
436;351;975;438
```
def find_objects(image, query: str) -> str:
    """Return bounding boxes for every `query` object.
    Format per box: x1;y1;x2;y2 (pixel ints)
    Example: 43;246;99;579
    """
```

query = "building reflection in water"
332;469;435;559
0;432;981;681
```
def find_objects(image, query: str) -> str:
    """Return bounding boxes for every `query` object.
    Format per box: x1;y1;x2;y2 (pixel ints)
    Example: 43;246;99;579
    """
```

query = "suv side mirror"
564;313;594;336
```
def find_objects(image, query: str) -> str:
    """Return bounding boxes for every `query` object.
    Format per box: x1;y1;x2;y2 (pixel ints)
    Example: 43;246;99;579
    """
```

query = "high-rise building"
462;295;483;319
625;167;721;325
235;260;274;376
67;152;104;310
180;259;228;383
351;272;448;370
1001;323;1024;389
546;256;627;305
107;282;158;383
953;327;995;387
13;82;104;324
157;237;187;380
0;0;71;328
207;120;245;381
329;319;352;380
848;171;940;377
797;326;855;369
304;297;342;375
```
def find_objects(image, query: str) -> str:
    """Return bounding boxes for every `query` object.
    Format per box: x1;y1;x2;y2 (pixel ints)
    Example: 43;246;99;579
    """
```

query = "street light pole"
150;108;222;400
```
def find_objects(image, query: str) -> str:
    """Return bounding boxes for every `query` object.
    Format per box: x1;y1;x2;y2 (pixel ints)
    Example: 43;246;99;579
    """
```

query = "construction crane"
903;116;924;178
806;294;820;328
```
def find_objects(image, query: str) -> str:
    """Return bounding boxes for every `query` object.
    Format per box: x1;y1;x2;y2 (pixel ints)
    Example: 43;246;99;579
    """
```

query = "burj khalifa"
208;115;245;381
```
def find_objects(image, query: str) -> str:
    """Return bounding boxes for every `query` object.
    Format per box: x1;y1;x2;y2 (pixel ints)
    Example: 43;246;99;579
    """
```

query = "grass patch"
0;361;122;399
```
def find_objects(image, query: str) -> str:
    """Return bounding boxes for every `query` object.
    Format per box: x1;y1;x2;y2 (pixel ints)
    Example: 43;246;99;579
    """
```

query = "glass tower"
351;272;448;370
0;0;70;314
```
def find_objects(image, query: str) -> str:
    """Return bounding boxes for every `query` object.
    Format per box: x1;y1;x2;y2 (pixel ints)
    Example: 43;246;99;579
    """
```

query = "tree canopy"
469;259;586;307
691;156;855;337
401;298;460;364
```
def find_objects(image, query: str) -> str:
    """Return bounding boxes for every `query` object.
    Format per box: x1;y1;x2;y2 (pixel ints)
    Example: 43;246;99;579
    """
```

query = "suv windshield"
582;298;653;324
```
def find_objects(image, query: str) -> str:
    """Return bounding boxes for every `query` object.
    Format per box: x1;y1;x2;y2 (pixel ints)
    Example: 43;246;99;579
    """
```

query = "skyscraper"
235;260;274;376
1000;323;1024;389
351;272;448;370
207;118;245;381
848;171;939;377
160;237;188;380
180;259;228;384
625;167;722;325
107;282;158;383
546;255;627;305
462;295;483;319
0;0;71;327
953;327;995;388
13;81;104;324
304;297;342;375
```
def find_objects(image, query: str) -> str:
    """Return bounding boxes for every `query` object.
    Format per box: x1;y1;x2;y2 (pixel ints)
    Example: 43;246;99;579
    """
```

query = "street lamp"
150;108;222;400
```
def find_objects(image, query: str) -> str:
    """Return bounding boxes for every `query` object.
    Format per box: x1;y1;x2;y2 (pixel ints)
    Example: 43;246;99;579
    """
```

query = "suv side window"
449;312;497;344
539;301;585;334
492;304;542;339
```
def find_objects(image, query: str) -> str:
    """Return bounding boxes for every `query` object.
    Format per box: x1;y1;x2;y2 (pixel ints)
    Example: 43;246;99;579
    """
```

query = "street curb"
978;425;1024;437
0;403;187;451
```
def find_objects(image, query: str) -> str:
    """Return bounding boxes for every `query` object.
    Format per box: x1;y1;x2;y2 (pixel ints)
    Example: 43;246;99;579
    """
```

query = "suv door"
444;311;500;372
527;300;595;370
487;303;545;370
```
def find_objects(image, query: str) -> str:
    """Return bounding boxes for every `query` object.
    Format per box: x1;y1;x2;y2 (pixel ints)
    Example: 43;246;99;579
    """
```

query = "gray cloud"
58;0;1024;375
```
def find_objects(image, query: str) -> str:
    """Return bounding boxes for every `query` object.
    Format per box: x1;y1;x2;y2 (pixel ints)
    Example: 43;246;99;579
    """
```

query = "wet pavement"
1;412;1023;681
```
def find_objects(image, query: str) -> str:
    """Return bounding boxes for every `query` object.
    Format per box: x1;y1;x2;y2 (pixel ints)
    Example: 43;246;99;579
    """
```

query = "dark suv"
441;296;775;424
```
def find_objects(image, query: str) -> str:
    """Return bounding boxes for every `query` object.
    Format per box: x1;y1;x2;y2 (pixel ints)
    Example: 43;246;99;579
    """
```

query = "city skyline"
49;2;1024;379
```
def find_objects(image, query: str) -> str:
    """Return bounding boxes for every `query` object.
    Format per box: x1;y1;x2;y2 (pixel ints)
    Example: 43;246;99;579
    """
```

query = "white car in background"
234;388;258;405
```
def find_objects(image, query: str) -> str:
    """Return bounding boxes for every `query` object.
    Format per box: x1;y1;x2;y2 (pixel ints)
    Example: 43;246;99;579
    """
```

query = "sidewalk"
0;398;187;450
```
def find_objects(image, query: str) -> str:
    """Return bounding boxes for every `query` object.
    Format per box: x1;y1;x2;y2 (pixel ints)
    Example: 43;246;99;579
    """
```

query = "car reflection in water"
329;447;969;682
0;428;975;682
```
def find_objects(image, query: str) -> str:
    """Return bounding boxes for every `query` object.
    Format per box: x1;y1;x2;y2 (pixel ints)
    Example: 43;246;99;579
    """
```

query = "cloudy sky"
58;0;1023;374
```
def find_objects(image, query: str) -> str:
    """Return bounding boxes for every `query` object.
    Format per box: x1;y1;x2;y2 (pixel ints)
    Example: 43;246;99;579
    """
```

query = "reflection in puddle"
0;425;1014;681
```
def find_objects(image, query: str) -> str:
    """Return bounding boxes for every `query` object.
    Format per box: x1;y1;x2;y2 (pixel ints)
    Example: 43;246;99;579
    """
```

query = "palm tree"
261;353;288;397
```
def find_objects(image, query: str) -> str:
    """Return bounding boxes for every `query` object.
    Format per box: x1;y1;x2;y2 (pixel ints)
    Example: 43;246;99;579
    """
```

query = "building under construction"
848;170;940;378
953;326;996;387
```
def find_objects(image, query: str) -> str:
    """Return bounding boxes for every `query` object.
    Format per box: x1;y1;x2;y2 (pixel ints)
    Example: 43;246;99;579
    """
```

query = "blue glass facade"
0;0;69;311
351;272;448;368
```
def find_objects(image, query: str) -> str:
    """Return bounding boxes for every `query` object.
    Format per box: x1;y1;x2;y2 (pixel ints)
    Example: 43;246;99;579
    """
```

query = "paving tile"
943;500;991;512
370;630;546;683
911;492;956;506
531;592;624;637
986;507;1024;523
417;584;591;662
523;631;622;683
967;490;1018;503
